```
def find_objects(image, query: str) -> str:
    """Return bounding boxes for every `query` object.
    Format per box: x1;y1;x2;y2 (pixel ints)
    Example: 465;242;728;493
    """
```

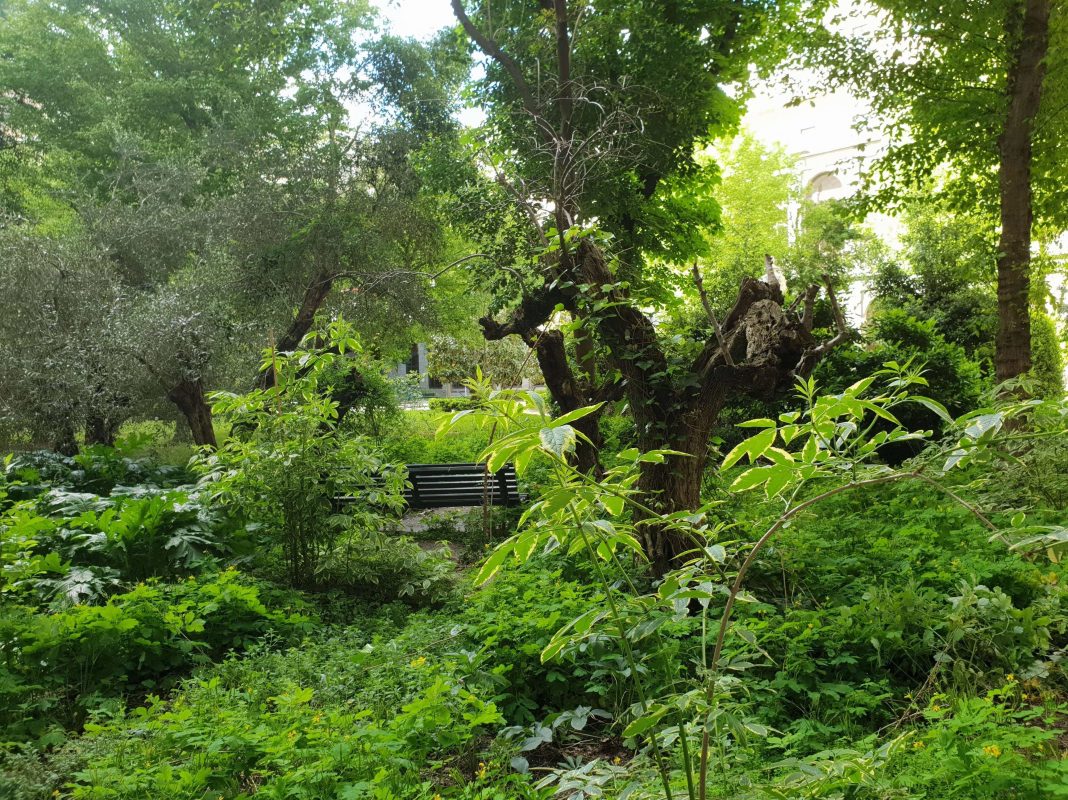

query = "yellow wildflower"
410;656;427;668
983;744;1002;758
1006;674;1016;683
912;741;925;749
613;756;622;765
476;762;487;779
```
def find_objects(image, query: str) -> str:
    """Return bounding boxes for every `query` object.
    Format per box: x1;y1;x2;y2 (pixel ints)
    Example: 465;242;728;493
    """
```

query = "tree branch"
691;262;734;366
553;0;573;135
791;274;851;378
451;0;542;125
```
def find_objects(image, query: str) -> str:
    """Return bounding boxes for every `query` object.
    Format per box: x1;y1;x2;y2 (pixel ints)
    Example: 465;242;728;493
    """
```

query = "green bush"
316;529;458;605
1029;311;1064;399
459;561;607;724
885;690;1067;799
0;484;246;608
3;447;190;502
380;410;491;464
201;321;406;588
68;675;502;799
0;570;311;739
429;396;479;413
816;311;985;453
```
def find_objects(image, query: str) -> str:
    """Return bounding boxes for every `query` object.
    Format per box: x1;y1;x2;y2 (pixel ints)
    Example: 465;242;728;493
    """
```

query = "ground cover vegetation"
0;0;1066;798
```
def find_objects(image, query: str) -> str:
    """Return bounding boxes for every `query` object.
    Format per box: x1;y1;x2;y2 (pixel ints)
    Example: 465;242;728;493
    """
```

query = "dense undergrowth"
1;356;1066;799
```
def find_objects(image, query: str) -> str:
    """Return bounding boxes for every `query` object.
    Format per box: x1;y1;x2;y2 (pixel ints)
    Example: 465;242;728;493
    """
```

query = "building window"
806;172;843;201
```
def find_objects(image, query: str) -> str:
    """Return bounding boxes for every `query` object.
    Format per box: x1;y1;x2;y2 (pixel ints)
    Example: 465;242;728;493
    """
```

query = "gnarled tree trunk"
482;238;847;574
85;413;120;447
167;378;217;448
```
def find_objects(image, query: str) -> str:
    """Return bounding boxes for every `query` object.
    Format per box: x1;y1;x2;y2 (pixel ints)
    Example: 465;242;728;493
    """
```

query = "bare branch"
553;0;573;135
822;272;850;346
691;261;734;367
791;274;852;377
450;0;543;128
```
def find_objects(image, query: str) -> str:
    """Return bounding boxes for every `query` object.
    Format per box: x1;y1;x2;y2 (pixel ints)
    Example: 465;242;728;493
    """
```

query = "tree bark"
85;413;120;447
995;0;1051;382
634;397;727;575
52;419;79;456
167;378;217;448
529;329;603;475
260;271;335;388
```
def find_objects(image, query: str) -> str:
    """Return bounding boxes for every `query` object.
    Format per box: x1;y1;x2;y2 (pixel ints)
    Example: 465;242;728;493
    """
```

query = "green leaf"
730;467;769;492
722;428;777;469
552;403;604;427
474;539;515;585
622;704;669;738
602;495;625;516
540;636;569;663
763;466;793;497
539;425;577;457
736;418;776;428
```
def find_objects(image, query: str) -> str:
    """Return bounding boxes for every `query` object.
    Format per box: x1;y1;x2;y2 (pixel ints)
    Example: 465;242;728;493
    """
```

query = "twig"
691;262;735;367
821;272;850;349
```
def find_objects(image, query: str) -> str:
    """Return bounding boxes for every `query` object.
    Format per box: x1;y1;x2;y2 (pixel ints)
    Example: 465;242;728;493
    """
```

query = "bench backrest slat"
404;463;522;509
336;463;524;510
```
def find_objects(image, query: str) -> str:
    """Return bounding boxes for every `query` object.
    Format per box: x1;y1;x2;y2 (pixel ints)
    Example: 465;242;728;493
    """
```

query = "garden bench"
337;463;524;511
400;463;524;509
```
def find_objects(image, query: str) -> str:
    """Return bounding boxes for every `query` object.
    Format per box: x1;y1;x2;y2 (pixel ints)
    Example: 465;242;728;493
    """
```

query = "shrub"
200;320;406;588
68;675;502;799
316;529;458;605
0;570;311;739
1029;311;1064;399
430;396;479;413
379;410;491;465
886;690;1067;799
3;447;191;500
0;485;245;607
815;311;985;456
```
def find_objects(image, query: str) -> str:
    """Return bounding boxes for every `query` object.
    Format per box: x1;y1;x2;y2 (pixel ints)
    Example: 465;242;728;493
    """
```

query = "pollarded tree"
807;0;1067;382
451;0;852;573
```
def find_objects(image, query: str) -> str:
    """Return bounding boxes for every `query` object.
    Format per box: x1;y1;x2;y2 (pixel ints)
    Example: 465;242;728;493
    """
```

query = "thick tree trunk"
52;420;79;456
84;413;120;447
633;395;727;574
278;272;334;353
531;329;603;474
995;0;1050;382
167;378;217;448
260;271;334;388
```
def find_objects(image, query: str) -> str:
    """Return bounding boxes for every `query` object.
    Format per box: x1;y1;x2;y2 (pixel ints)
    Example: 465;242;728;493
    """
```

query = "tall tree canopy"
0;0;466;446
807;0;1067;382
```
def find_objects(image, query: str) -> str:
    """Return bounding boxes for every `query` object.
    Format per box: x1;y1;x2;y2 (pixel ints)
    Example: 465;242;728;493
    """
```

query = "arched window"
806;172;843;201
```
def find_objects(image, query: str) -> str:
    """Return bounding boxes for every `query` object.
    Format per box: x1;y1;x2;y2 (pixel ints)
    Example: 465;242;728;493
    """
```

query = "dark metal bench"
402;463;523;509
